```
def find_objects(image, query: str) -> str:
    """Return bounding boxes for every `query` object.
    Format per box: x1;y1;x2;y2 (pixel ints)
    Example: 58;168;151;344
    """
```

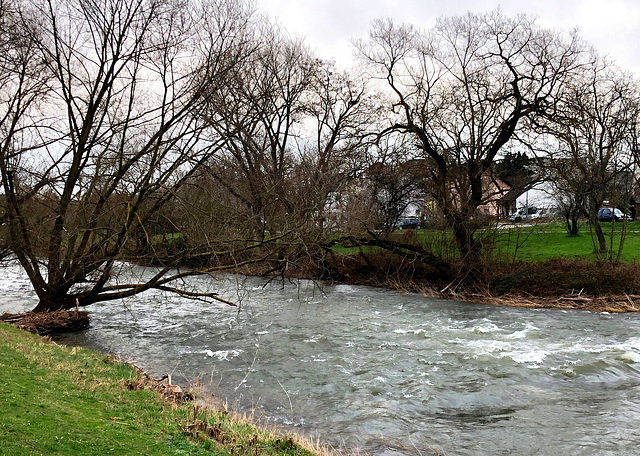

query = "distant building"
514;181;557;212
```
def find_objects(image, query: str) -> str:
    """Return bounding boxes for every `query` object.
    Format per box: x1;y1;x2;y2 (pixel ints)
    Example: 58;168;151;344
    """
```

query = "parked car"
395;217;421;229
597;207;630;222
509;206;546;223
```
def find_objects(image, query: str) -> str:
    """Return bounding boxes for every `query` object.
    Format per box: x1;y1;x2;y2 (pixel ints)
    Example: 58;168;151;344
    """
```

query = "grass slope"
0;323;320;456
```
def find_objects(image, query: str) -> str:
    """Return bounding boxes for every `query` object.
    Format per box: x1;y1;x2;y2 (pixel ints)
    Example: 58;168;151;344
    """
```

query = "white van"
509;206;546;223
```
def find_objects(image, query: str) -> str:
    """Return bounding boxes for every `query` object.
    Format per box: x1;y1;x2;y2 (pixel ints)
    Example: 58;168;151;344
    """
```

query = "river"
2;263;640;455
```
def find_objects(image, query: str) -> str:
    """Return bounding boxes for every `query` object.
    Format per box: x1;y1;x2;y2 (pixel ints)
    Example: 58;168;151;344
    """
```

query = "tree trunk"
565;213;580;236
592;219;607;254
32;294;79;313
450;214;480;267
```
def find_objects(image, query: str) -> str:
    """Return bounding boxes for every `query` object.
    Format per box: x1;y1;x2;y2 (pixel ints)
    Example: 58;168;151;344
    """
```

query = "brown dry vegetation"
234;251;640;314
489;259;640;297
0;309;90;335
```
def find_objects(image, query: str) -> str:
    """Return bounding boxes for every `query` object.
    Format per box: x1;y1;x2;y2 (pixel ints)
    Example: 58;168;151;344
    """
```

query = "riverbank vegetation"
1;0;640;314
0;322;327;455
222;220;640;313
288;250;640;313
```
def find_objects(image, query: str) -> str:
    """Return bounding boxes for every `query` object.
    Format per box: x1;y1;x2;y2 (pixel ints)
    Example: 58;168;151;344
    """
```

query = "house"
478;177;512;217
496;180;559;221
514;181;557;212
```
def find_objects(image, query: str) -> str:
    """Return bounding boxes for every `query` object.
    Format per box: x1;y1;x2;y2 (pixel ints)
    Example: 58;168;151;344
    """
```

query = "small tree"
532;55;640;254
550;168;589;236
367;162;421;232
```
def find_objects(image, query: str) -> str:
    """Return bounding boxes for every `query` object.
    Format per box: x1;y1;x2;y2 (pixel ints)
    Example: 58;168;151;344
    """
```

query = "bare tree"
547;160;589;236
1;0;273;312
0;0;54;215
199;23;319;237
532;55;640;254
355;11;587;268
297;63;373;234
200;22;375;243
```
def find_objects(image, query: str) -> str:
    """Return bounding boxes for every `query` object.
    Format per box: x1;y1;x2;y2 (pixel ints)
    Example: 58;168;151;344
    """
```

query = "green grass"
0;323;321;456
494;221;640;262
330;221;640;263
150;232;186;245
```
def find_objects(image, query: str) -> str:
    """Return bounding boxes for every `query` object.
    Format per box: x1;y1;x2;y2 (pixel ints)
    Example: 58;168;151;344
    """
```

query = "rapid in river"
2;263;640;455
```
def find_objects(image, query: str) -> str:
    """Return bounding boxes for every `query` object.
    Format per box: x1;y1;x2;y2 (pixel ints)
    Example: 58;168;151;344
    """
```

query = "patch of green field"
150;232;186;244
330;244;379;255
494;222;640;262
330;221;640;263
0;324;320;456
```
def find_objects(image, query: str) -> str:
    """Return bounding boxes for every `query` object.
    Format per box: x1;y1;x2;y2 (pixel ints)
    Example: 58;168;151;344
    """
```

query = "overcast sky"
256;0;640;75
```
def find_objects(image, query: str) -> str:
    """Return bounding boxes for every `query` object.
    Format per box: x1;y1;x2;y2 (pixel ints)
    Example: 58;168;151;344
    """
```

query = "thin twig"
234;342;259;392
277;379;294;423
408;436;424;456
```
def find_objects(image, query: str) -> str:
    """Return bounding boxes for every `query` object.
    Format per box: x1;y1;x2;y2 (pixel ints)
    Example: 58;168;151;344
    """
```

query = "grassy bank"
0;323;324;456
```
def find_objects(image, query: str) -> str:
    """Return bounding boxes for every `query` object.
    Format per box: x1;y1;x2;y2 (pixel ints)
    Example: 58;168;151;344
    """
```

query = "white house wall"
402;202;423;218
515;182;556;210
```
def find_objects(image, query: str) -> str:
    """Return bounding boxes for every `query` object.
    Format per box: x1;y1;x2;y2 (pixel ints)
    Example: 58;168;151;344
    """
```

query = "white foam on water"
393;328;426;336
504;323;540;340
615;352;640;363
333;284;361;293
201;349;243;361
509;349;549;364
471;320;501;334
462;338;549;364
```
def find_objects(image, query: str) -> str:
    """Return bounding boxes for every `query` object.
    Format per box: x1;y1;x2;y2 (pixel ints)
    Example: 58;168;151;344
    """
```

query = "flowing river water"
2;264;640;455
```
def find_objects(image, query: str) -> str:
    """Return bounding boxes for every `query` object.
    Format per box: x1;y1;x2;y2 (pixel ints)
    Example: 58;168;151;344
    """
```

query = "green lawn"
0;323;320;456
331;221;640;263
494;222;640;262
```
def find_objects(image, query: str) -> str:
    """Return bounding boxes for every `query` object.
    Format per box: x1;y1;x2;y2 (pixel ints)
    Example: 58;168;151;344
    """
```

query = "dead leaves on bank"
0;310;90;335
462;292;640;313
123;365;194;405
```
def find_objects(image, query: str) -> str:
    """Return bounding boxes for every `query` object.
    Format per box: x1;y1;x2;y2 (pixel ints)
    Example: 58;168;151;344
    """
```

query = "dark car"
597;207;630;222
395;217;421;229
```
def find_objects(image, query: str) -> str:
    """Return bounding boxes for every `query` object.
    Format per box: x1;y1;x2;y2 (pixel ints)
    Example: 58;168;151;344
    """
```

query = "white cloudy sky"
255;0;640;74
